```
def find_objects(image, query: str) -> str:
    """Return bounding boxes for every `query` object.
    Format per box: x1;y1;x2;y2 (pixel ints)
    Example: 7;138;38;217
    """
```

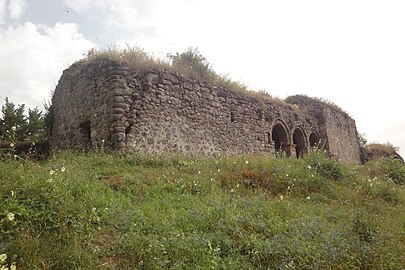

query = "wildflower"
0;254;6;263
61;166;66;172
13;155;17;159
10;263;16;270
230;189;234;192
245;160;249;164
9;142;15;148
279;195;284;200
101;139;105;143
49;170;55;175
285;174;289;177
198;171;201;174
92;207;97;211
217;168;220;172
306;196;311;200
11;126;16;131
11;191;15;197
307;165;311;169
7;212;15;221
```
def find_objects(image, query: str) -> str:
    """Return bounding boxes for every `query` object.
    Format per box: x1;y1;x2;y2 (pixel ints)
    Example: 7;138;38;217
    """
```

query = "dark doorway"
272;123;289;155
79;120;91;148
293;128;307;158
309;133;319;148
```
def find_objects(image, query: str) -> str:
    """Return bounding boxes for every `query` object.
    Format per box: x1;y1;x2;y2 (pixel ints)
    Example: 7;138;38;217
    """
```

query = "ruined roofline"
285;94;351;119
69;57;303;112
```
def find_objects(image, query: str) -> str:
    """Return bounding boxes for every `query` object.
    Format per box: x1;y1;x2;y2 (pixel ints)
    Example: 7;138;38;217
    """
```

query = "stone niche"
51;59;361;164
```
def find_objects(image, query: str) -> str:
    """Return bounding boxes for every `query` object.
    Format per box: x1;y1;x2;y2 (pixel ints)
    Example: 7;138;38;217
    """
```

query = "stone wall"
51;59;360;163
286;95;361;163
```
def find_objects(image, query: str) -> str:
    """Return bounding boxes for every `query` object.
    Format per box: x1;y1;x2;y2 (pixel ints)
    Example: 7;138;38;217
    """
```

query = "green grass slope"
1;151;404;269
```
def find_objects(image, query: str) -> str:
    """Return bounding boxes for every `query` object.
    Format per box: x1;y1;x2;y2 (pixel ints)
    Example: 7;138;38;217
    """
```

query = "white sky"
0;0;404;156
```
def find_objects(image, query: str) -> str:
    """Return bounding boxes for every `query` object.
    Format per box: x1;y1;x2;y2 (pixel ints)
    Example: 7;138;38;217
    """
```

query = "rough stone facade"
51;59;361;163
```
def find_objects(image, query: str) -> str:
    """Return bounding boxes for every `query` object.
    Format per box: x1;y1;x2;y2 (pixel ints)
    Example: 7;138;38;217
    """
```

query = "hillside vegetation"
1;150;404;269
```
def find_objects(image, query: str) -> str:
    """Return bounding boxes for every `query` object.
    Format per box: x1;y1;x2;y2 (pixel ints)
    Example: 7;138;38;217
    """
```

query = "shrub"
377;157;405;185
304;150;346;181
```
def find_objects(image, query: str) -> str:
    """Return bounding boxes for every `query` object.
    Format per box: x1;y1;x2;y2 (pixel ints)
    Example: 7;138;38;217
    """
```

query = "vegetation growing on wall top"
84;46;290;106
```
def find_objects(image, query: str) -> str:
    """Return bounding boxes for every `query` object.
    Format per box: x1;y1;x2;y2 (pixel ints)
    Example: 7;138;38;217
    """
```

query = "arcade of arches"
270;121;319;158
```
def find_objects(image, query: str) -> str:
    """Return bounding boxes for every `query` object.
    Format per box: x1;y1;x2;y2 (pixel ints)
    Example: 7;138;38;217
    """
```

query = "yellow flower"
7;212;15;221
0;253;6;263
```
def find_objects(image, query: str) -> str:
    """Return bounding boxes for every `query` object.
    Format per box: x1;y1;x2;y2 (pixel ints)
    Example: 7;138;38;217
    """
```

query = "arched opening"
79;120;91;149
272;123;289;155
293;128;307;158
309;133;319;148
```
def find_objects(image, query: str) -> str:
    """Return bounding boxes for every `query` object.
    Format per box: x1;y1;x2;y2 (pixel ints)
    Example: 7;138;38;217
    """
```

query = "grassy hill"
1;150;404;269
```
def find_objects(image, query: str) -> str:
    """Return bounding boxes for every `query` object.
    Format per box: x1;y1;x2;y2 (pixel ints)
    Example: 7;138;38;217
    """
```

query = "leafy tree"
0;97;47;141
167;47;216;80
0;97;27;141
358;133;368;163
26;107;45;139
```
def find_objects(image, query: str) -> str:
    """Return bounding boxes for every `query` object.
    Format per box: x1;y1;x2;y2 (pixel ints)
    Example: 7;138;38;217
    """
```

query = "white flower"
49;170;55;175
307;165;312;169
279;195;284;200
92;207;97;211
245;160;249;164
11;191;15;197
61;167;66;173
217;168;220;172
0;254;6;263
306;196;311;200
10;263;16;270
198;171;201;174
9;143;15;148
7;212;15;221
11;126;16;131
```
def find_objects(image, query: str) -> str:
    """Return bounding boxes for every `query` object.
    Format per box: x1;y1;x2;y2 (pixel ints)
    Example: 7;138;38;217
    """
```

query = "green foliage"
304;150;346;181
358;133;368;163
0;97;26;141
377;157;405;185
0;152;404;269
0;97;46;142
168;47;216;81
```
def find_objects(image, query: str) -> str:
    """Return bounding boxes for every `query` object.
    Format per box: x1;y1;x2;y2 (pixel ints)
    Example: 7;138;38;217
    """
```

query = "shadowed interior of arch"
293;128;307;158
272;123;289;155
309;133;319;148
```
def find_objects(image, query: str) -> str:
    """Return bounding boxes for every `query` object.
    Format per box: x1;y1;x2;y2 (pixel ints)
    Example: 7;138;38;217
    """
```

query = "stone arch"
271;119;290;156
309;132;320;148
292;126;307;158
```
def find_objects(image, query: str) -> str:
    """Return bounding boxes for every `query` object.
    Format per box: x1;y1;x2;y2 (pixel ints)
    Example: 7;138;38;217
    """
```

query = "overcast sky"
0;0;404;156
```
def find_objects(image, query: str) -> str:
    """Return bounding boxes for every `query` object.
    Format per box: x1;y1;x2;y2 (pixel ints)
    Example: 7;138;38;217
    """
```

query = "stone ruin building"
51;59;361;163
